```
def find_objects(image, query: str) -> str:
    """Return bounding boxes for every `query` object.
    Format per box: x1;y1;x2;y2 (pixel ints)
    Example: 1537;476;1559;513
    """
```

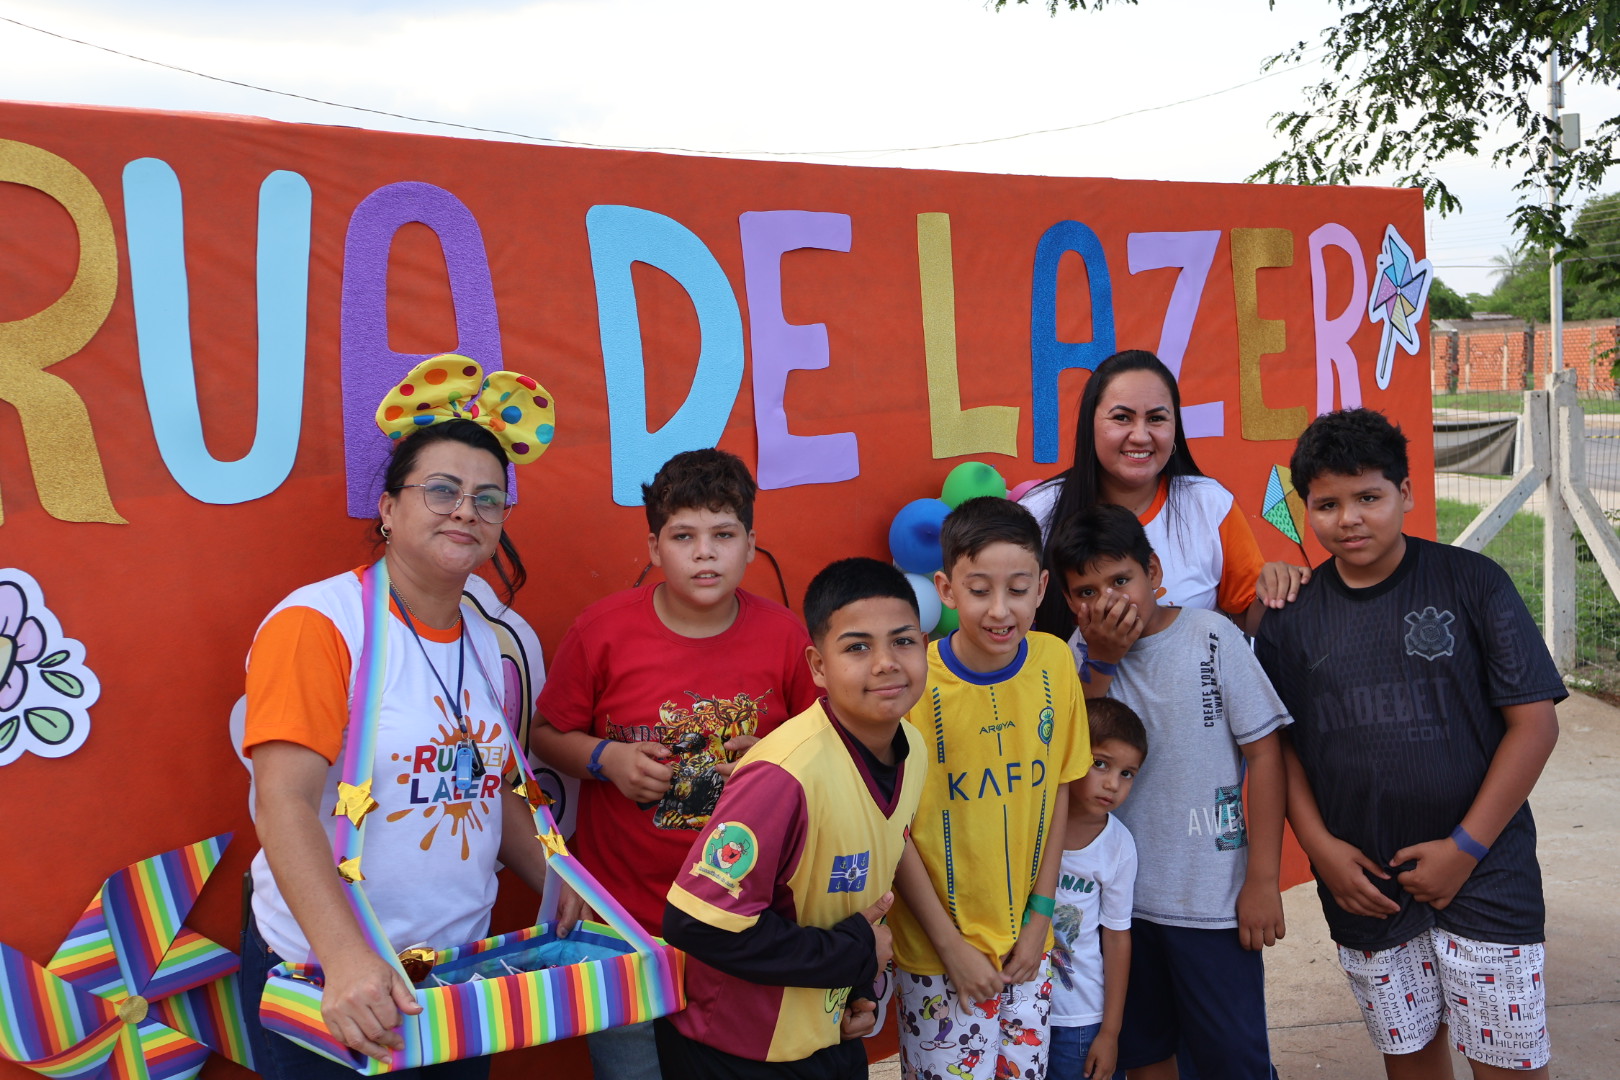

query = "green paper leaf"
24;707;73;744
42;670;84;698
0;716;17;752
39;650;70;668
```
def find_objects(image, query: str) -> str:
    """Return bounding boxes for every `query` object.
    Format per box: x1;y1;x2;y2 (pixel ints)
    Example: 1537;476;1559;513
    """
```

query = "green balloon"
933;604;960;637
940;461;1008;508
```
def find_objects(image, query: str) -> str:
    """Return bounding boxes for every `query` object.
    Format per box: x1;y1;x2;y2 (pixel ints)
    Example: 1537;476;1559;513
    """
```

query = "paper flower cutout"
0;833;255;1079
0;569;102;767
1262;465;1306;545
1368;225;1433;390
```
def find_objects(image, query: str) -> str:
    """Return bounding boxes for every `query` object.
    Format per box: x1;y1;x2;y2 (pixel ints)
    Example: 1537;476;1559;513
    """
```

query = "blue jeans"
588;1018;662;1080
1049;1023;1101;1079
241;920;491;1080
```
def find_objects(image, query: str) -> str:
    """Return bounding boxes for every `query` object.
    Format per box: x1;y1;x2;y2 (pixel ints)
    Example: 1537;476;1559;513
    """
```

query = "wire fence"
1430;321;1620;693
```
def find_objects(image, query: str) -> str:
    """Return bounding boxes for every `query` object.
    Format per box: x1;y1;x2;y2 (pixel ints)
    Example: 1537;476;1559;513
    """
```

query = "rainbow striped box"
258;921;685;1072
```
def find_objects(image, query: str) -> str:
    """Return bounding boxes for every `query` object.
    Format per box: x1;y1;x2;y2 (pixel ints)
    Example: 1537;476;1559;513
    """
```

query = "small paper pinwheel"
1368;225;1433;390
0;833;255;1079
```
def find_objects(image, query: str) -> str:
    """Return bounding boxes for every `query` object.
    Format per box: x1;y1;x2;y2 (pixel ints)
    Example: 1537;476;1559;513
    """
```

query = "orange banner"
0;100;1431;1077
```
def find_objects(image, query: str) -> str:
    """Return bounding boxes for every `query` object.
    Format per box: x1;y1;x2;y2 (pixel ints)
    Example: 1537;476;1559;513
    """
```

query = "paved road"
871;693;1620;1080
1584;425;1620;494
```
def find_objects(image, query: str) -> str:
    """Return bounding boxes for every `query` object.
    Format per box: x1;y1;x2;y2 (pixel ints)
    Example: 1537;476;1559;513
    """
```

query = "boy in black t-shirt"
1255;409;1564;1080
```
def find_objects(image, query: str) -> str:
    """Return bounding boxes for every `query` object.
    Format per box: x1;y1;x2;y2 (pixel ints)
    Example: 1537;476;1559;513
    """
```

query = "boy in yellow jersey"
891;497;1089;1080
659;558;931;1079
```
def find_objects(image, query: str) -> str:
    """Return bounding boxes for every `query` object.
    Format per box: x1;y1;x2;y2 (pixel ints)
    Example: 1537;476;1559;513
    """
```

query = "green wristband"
1024;893;1055;921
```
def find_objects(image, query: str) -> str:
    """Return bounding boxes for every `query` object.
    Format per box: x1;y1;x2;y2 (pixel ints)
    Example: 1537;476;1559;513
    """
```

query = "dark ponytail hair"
1033;349;1204;637
378;420;527;603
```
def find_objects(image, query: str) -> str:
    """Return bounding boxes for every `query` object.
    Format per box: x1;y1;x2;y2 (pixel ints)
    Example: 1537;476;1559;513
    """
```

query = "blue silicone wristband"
1080;658;1118;684
1450;825;1489;861
587;739;611;782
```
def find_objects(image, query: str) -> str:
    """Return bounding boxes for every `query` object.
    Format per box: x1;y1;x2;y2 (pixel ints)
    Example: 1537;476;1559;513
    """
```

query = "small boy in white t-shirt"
1049;697;1146;1079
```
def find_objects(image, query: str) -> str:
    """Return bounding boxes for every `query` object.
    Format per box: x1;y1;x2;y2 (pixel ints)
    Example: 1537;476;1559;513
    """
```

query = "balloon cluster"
887;461;1030;636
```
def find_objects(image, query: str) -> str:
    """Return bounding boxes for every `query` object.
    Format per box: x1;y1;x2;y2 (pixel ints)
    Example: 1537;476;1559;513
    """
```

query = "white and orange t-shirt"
1022;474;1264;615
241;568;509;963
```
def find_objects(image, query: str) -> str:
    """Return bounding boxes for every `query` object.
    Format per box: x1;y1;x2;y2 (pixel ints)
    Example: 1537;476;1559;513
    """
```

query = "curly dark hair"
642;449;758;535
1290;408;1410;499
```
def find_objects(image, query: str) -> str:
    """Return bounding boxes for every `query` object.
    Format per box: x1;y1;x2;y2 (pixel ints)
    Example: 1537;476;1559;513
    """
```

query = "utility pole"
1548;48;1564;374
1544;47;1575;668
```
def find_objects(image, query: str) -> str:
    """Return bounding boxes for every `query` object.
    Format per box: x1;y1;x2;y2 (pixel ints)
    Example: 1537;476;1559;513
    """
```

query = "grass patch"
1433;392;1620;414
1435;499;1544;610
1436;498;1620;687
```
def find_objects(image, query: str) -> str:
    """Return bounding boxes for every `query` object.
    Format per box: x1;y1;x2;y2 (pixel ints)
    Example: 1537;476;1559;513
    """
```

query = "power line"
0;12;1321;159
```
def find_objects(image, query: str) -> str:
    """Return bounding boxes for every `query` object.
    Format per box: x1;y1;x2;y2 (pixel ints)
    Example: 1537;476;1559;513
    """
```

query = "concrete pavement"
872;692;1620;1078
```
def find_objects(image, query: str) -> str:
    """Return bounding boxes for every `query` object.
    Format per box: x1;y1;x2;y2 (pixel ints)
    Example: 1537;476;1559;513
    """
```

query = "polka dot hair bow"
376;354;557;464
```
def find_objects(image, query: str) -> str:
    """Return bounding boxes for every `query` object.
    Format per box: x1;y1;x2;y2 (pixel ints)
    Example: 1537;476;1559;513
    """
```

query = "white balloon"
905;572;942;633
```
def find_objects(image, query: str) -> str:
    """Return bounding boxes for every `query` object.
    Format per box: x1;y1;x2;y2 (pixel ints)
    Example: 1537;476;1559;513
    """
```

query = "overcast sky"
0;0;1613;296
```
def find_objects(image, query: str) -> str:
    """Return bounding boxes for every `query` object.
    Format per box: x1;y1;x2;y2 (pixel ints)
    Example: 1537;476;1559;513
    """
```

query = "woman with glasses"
238;356;556;1079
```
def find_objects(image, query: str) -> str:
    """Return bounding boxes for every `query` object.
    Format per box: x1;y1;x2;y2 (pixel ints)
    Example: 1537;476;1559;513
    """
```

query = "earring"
380;524;391;543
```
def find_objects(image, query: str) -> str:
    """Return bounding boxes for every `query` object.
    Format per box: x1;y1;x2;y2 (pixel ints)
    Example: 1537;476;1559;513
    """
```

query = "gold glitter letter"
0;140;122;524
1230;228;1307;443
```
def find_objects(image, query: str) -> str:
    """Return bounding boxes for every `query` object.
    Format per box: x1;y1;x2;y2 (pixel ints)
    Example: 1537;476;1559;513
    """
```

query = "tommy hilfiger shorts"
1339;928;1548;1071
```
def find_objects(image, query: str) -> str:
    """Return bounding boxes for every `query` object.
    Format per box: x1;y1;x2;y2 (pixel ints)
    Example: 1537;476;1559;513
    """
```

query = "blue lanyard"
391;588;484;793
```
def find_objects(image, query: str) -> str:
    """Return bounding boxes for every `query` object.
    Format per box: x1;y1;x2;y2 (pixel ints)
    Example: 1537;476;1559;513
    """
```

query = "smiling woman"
1020;349;1297;644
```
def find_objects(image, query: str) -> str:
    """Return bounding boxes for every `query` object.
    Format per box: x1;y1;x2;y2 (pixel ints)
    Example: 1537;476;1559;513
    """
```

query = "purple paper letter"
1127;230;1224;439
1308;223;1367;414
740;211;858;489
341;182;504;518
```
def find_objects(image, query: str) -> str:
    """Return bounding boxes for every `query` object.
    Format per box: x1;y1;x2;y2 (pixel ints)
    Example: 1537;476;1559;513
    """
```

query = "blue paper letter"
1031;222;1115;463
124;159;312;504
587;205;744;506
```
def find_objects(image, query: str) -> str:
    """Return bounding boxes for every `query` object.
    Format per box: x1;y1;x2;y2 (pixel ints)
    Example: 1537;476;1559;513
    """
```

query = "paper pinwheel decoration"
1262;465;1306;546
1368;224;1433;390
0;833;255;1079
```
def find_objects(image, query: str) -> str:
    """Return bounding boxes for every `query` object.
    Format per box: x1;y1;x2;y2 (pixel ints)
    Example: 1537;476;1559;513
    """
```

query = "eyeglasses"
397;482;513;524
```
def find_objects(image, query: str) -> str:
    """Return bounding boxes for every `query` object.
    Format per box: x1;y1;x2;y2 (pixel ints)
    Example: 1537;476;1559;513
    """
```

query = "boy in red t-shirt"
532;448;820;1080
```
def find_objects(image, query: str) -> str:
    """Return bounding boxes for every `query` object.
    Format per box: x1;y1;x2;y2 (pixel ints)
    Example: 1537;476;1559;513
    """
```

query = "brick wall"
1429;319;1619;396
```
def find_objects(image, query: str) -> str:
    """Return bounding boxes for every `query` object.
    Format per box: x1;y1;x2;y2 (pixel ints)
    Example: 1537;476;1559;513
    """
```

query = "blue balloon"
904;572;943;634
889;498;951;574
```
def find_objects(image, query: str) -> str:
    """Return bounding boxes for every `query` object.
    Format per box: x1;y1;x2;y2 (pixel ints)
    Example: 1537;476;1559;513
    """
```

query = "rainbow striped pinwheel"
0;833;254;1079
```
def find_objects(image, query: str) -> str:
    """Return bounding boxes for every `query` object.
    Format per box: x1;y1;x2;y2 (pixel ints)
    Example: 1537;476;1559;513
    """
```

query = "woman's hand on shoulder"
1255;561;1310;609
319;947;423;1063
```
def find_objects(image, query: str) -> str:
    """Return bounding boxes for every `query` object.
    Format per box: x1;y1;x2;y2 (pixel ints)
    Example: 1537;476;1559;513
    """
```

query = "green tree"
1002;1;1620;254
1490;246;1525;290
1429;277;1473;320
1564;191;1620;319
1483;191;1620;320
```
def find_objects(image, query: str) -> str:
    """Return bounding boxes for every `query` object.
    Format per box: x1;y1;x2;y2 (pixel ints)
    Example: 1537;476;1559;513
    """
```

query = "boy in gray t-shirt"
1048;504;1291;1079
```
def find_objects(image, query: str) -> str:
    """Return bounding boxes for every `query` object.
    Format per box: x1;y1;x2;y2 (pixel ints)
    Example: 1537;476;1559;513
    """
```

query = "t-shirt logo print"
1036;706;1055;747
827;851;870;894
690;820;758;898
1403;607;1456;660
650;689;771;831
